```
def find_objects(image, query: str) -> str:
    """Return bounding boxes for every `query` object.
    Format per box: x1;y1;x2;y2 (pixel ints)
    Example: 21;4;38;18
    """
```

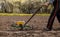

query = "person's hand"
41;2;49;6
44;2;49;6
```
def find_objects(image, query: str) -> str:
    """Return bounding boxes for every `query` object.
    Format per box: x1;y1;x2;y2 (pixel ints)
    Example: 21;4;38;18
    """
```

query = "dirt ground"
0;15;60;37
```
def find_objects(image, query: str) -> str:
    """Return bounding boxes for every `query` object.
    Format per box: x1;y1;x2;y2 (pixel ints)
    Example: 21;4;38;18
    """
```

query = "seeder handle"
24;7;42;27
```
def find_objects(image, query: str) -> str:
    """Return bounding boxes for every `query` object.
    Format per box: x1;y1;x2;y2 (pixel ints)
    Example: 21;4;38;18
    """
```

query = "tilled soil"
0;15;60;37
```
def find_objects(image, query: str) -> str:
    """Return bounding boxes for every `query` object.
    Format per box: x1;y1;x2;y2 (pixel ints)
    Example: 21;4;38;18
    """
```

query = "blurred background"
0;0;54;14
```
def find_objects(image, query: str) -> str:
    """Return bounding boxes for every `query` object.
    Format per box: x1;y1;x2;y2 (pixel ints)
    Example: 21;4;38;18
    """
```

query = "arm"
49;0;54;4
42;0;54;6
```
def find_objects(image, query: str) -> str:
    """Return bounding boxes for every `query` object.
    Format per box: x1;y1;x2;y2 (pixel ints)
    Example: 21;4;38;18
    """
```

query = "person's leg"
56;10;60;23
46;9;56;30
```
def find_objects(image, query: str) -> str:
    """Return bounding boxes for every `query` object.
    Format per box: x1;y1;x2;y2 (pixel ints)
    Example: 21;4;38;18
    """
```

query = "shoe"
43;27;52;31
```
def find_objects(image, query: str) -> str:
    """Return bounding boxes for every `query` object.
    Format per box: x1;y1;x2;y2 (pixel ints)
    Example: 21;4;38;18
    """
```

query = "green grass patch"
0;13;50;16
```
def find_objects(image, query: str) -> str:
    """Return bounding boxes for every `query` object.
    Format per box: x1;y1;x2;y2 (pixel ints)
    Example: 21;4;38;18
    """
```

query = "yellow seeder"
11;7;42;30
11;21;32;30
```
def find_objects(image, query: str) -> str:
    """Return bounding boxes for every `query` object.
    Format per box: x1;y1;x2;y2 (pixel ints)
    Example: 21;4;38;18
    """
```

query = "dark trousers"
47;8;60;30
